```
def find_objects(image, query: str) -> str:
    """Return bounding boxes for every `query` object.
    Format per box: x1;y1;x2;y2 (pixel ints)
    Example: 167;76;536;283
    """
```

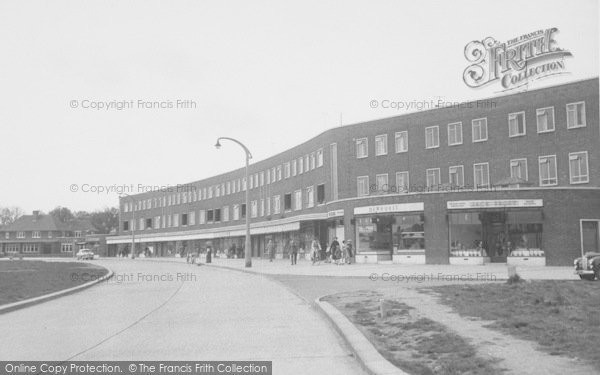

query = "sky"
0;0;598;214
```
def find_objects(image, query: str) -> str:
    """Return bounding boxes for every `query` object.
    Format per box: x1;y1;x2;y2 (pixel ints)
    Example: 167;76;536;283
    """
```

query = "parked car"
76;249;94;260
574;252;600;280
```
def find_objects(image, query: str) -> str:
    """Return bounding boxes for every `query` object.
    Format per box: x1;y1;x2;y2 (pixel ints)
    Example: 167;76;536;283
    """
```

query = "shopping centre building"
108;78;599;266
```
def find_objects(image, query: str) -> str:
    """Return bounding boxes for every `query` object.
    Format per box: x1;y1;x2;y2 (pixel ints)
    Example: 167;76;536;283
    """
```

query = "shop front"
447;199;545;266
354;202;425;264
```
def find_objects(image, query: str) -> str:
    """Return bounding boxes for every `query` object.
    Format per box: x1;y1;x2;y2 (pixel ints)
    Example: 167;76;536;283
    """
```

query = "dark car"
574;252;600;281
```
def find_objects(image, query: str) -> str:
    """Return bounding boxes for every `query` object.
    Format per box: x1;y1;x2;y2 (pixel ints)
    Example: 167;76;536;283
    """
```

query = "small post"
379;298;388;318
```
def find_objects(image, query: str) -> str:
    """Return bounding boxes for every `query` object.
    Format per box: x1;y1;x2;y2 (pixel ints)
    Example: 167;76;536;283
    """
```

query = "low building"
0;211;101;257
108;78;600;266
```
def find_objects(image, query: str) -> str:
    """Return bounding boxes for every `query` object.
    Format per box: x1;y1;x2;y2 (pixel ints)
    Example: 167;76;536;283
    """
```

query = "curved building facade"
109;78;600;266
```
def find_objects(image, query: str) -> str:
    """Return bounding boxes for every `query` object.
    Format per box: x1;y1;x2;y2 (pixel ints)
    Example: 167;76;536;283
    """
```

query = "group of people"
311;237;353;265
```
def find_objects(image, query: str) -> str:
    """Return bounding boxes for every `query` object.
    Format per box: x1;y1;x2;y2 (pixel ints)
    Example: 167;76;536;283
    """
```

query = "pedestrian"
290;239;298;265
311;238;321;265
345;239;354;264
267;239;275;262
206;245;212;263
328;237;340;263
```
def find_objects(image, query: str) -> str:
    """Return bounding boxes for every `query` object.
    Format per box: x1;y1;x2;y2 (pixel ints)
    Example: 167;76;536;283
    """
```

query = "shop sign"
447;199;543;209
354;202;424;215
327;209;344;218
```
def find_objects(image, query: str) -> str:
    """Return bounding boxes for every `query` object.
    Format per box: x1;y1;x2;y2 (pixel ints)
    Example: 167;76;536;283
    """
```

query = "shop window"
317;184;325;204
449;212;485;256
536;107;555;133
392;214;425;252
284;193;292;211
508;111;526;137
567;102;586;129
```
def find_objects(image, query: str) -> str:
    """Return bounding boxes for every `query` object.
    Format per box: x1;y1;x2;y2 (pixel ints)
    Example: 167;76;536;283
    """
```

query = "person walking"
267;239;275;262
345;239;354;264
311;238;321;265
290;239;298;265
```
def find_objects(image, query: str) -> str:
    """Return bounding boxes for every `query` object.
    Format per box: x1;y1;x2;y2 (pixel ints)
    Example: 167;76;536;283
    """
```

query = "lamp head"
215;140;221;149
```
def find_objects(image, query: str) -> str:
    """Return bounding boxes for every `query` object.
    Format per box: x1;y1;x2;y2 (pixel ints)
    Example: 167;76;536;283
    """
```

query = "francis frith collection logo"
463;27;572;91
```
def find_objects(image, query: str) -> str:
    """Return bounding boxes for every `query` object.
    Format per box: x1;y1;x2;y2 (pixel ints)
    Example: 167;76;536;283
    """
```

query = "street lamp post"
215;137;252;268
120;194;136;259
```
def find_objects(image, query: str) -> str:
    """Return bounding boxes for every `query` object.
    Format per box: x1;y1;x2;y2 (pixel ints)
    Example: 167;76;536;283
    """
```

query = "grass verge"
323;290;504;375
0;260;108;305
429;280;600;371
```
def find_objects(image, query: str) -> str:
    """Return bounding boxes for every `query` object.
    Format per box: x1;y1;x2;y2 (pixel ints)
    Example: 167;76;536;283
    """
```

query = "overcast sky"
0;0;598;214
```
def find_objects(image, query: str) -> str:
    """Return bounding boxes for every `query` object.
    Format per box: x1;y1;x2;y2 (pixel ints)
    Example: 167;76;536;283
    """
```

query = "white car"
76;249;94;260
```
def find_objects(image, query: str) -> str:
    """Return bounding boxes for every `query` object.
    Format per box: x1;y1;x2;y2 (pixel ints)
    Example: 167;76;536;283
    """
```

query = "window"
306;186;314;208
449;165;464;187
172;214;179;227
474;163;490;188
395;171;409;193
61;243;73;253
447;122;463;145
567;102;586;129
298;158;303;174
167;215;172;227
155;216;162;229
271;167;276;183
241;204;246;219
226;181;231;195
47;231;52;238
471;117;487;143
181;214;188;226
214;208;221;222
260;172;264;186
266;197;271;216
22;244;37;253
251;201;258;218
277;165;282;181
356;138;368;158
291;159;297;176
539;155;557;186
232;206;239;221
310;152;316;170
536;107;555;133
242;178;247;191
182;193;187;204
17;232;25;239
426;168;441;188
249;175;254;189
273;195;281;214
317;184;325;204
199;210;206;224
305;155;310;171
376;173;388;193
395;131;408;153
316;149;323;167
284;193;293;211
284;162;291;178
569;151;589;184
254;174;258;188
266;170;271;185
32;231;40;238
222;206;229;222
260;199;265;217
293;190;302;210
508;112;526;137
123;221;129;231
425;126;439;148
375;134;388;155
510;159;528;181
208;187;213;198
145;218;152;229
206;210;214;223
357;176;369;197
6;244;19;253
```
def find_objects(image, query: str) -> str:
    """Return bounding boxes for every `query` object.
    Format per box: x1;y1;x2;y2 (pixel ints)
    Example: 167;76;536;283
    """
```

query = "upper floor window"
447;122;463;146
298;157;304;174
291;160;297;176
356;138;368;158
539;155;557;186
17;231;25;239
317;184;325;204
396;171;409;193
426;168;441;188
222;206;229;222
473;163;490;188
304;155;310;171
232;206;239;221
357;176;369;197
449;165;464;187
375;134;388;155
376;173;388;193
569;151;589;184
251;200;258;218
306;186;315;208
510;159;528;181
508;111;526;137
5;232;10;239
277;165;282;181
260;172;264;186
395;131;408;153
567;102;586;129
284;193;292;211
310;152;316;170
273;196;281;214
536;107;555;133
294;190;302;211
31;231;40;238
316;149;324;167
425;126;439;149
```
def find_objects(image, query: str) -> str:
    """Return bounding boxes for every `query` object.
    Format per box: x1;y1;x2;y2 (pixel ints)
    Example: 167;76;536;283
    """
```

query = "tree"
0;206;24;226
49;206;75;223
89;207;119;234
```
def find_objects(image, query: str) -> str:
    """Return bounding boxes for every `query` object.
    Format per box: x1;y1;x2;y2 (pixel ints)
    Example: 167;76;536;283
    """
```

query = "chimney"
33;210;40;221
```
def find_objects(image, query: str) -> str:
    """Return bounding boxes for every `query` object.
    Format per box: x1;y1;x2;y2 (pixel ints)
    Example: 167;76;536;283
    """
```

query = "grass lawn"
429;280;600;371
323;290;504;375
0;260;108;305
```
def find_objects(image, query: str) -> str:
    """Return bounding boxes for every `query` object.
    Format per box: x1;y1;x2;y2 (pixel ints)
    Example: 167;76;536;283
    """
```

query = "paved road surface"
0;260;366;375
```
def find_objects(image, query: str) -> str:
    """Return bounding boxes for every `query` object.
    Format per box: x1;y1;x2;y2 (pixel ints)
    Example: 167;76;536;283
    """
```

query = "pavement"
0;259;367;375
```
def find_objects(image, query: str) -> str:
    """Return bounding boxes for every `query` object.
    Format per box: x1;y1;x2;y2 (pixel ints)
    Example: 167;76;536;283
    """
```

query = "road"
0;259;366;375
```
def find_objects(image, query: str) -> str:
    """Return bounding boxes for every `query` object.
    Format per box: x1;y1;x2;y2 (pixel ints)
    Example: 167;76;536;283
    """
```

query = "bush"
507;273;524;284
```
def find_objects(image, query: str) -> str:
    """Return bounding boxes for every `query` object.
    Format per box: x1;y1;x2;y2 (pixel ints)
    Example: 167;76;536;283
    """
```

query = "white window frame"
447;122;463;146
232;206;239;221
357;176;370;197
284;162;291;178
394;131;408;153
294;190;302;211
426;168;441;188
569;151;589;184
510;158;528;181
425;126;439;149
199;210;206;224
473;162;490;189
32;231;41;239
375;134;388;156
273;195;281;214
17;232;25;239
356;138;368;158
298;157;304;174
449;165;464;187
566;101;586;129
538;155;558;186
395;171;409;193
536;106;555;133
310;152;316;170
251;200;258;218
306;186;314;208
376;173;388;192
223;206;229;222
508;111;526;137
316;148;324;167
291;160;297;176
